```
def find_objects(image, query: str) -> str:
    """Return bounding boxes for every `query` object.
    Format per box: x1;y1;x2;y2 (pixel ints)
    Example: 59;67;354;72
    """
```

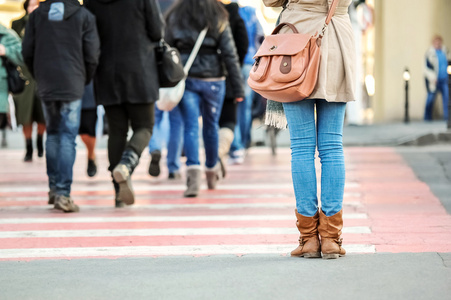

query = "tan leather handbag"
248;0;339;103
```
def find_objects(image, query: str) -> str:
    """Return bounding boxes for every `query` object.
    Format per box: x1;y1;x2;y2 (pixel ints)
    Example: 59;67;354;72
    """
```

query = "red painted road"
0;146;450;261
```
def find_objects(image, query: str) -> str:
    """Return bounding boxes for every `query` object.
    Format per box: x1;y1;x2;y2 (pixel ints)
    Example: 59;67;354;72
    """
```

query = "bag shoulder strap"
318;0;339;39
183;27;208;74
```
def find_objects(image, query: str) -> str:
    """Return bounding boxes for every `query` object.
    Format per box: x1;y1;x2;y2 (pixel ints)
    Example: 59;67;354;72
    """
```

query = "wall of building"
373;0;450;122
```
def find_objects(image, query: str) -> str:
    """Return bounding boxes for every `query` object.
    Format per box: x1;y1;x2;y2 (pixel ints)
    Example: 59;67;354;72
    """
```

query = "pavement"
0;120;450;299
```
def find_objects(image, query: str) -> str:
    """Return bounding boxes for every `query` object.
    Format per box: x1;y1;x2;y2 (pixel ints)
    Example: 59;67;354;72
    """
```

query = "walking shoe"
112;149;139;205
48;190;57;205
54;195;80;213
148;150;161;177
228;149;245;165
113;180;125;208
87;159;97;177
168;172;181;180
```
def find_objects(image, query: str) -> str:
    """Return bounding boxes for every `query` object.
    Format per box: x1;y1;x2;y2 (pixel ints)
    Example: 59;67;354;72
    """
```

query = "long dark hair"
165;0;228;32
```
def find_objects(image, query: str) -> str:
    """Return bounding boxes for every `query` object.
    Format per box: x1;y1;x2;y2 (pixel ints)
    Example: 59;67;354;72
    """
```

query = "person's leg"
167;105;183;177
218;98;237;177
437;78;449;120
33;96;46;157
282;99;320;258
148;106;163;177
282;99;317;216
178;79;202;197
316;100;347;216
241;64;254;149
41;101;61;203
79;109;98;177
200;80;226;169
22;124;33;161
36;123;46;158
316;99;347;259
424;90;437;121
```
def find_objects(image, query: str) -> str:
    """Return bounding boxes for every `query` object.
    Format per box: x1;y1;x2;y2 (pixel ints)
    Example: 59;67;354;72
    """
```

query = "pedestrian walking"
22;0;100;213
263;0;355;259
11;0;46;162
217;0;249;177
84;0;165;207
165;0;244;197
229;2;264;164
0;25;23;150
424;35;450;121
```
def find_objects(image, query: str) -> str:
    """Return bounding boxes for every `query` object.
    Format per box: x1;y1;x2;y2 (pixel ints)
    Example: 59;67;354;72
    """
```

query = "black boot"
112;149;140;205
37;134;44;157
24;139;33;162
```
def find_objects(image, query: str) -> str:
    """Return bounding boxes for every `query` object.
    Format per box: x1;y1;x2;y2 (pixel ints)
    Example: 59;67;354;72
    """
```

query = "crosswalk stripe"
0;213;368;224
0;244;376;259
0;226;371;238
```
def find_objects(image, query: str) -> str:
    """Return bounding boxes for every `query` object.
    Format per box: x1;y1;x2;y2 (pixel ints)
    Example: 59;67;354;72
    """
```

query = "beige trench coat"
263;0;355;102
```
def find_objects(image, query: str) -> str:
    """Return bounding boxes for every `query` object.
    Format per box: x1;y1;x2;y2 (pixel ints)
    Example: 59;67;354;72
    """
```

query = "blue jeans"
424;78;449;121
283;99;346;217
42;100;82;196
178;78;225;168
231;64;254;153
148;105;183;173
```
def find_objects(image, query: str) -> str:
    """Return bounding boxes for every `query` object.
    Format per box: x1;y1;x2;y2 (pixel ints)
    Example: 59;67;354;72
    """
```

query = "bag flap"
253;33;313;58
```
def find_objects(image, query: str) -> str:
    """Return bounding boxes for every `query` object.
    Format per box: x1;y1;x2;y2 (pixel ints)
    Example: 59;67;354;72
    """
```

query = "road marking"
0;226;371;238
0;244;376;259
0;213;368;224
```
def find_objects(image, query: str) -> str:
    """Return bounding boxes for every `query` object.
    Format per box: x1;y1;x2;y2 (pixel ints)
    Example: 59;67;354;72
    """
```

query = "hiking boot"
87;159;97;177
54;195;79;213
148;150;161;177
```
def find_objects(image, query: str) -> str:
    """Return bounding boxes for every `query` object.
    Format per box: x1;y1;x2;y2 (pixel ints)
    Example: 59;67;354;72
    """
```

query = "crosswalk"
0;148;377;261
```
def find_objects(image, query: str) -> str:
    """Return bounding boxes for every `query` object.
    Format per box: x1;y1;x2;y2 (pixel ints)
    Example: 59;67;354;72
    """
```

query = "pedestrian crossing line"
0;226;371;238
0;244;376;260
0;213;368;224
0;202;365;211
0;182;360;193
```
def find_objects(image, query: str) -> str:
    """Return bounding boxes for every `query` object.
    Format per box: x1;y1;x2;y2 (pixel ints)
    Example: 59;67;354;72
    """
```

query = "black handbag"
155;40;185;88
2;56;25;94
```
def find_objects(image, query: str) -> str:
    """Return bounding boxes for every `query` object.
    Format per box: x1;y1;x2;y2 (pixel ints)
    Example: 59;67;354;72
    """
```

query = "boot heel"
303;252;322;258
322;253;340;259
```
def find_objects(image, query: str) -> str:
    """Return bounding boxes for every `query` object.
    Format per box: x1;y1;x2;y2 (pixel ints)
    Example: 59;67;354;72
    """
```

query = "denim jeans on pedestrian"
231;64;254;154
42;100;82;196
148;105;184;173
178;78;225;168
424;77;449;121
283;99;347;217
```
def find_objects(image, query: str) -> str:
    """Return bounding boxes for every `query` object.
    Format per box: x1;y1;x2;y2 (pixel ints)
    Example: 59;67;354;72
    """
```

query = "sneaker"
54;195;80;213
148;150;161;177
228;149;245;165
168;172;181;180
48;190;57;205
87;159;97;177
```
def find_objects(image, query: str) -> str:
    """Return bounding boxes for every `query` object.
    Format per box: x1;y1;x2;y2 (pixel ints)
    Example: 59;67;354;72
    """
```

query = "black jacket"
84;0;164;106
22;0;100;102
223;3;248;100
166;15;244;98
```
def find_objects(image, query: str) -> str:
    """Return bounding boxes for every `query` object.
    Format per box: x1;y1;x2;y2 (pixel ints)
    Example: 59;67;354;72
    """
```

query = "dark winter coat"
84;0;165;106
223;3;248;101
22;0;100;102
166;13;245;99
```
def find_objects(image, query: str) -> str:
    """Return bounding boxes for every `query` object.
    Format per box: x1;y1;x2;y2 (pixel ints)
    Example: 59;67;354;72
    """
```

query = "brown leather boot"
318;209;346;259
290;209;321;258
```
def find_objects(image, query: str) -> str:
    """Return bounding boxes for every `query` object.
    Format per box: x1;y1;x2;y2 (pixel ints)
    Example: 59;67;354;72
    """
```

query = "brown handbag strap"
319;0;340;39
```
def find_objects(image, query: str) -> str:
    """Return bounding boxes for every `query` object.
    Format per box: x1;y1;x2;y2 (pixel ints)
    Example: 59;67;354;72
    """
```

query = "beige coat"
263;0;355;102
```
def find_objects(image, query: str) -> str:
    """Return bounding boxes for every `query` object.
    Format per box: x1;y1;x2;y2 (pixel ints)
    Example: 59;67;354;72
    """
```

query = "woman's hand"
235;97;244;102
0;44;6;56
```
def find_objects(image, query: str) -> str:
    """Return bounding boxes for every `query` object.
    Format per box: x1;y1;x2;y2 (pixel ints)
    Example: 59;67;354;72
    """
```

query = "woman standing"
263;0;355;259
84;0;165;206
11;0;45;162
165;0;244;197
